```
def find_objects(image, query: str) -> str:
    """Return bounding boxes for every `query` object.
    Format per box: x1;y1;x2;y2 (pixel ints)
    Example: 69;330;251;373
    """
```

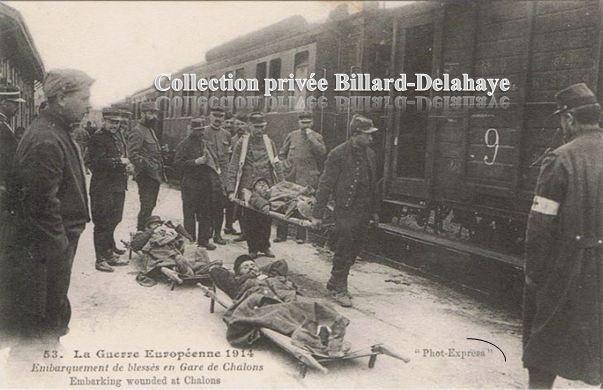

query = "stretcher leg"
368;354;377;368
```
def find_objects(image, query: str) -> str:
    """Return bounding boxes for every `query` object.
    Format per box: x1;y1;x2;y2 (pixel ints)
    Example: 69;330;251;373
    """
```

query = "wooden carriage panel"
519;0;602;193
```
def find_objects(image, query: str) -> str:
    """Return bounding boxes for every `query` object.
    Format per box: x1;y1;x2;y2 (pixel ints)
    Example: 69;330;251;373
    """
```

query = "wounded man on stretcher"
210;255;351;357
243;179;315;220
131;215;220;287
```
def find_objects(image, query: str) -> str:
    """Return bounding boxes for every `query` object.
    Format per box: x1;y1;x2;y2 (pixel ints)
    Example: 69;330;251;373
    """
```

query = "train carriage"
125;1;603;266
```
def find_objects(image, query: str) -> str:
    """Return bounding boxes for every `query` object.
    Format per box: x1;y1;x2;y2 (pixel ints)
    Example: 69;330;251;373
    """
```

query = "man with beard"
10;69;94;352
311;115;379;308
128;101;166;231
523;83;603;388
201;106;231;245
88;108;133;272
174;117;222;251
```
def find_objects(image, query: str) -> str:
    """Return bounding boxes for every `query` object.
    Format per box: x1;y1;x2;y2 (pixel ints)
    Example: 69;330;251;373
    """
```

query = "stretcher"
122;238;215;291
196;283;410;377
231;198;314;228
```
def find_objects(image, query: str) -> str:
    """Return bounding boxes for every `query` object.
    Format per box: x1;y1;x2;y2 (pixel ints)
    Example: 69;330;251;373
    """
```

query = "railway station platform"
0;180;589;388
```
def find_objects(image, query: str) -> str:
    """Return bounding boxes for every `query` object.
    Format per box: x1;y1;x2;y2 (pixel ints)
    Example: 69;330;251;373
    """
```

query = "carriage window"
396;23;433;179
255;62;267;97
183;90;194;117
293;51;309;109
269;58;281;79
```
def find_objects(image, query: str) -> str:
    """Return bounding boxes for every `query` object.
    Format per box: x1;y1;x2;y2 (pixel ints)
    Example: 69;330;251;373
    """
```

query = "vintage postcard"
0;1;601;388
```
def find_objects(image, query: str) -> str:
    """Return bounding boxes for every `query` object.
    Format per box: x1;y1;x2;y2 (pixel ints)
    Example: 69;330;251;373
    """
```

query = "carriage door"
389;12;441;199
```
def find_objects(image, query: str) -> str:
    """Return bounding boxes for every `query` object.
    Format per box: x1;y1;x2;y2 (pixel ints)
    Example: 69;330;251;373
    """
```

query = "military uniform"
202;123;231;238
523;84;603;387
313;115;379;298
88;109;129;267
128;102;165;231
276;112;326;242
174;118;222;249
227;112;281;256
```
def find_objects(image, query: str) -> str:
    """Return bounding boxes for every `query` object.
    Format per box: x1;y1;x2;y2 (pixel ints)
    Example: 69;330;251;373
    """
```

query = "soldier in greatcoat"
201;106;231;244
173;117;222;251
523;83;603;388
312;115;380;308
276;111;326;244
88;108;132;272
128;101;166;231
10;69;94;351
227;112;282;259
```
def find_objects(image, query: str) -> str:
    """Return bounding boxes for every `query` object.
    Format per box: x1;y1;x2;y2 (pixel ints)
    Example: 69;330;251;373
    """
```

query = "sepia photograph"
0;1;602;388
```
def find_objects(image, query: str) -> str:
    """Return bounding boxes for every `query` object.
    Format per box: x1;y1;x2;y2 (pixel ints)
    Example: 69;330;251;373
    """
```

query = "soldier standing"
201;106;231;244
88;108;132;272
227;112;281;259
128;101;166;231
174;117;221;251
11;69;93;351
230;113;248;242
523;83;603;388
276;111;326;244
312;115;379;307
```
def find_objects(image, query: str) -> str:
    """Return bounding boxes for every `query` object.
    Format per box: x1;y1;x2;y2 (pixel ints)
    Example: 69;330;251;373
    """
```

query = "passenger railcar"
125;1;603;266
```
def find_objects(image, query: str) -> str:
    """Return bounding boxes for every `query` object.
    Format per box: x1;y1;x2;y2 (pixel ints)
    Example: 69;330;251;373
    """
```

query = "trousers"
181;185;213;245
240;207;271;253
327;209;369;292
276;222;306;241
136;175;160;231
91;191;125;261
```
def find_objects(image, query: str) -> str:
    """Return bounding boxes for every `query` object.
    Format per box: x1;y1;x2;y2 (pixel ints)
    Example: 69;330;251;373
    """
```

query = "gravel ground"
0;179;592;388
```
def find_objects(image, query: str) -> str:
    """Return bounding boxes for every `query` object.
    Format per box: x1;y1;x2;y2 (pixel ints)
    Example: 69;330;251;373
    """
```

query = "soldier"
276;111;326;244
173;117;222;251
88;108;133;272
311;115;380;308
230;113;248;242
523;83;603;388
227;112;281;259
128;101;166;231
11;69;93;350
201;106;231;244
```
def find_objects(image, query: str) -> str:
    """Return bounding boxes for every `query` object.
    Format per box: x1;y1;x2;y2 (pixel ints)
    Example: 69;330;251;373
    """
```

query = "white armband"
531;195;560;216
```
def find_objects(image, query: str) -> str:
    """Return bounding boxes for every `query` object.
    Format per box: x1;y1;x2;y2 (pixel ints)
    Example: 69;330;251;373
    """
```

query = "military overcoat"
523;131;603;385
278;128;326;189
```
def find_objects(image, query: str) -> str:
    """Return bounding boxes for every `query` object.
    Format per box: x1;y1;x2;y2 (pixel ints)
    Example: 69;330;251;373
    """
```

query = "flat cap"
235;112;248;122
140;101;158;112
298;111;313;121
554;83;599;115
0;82;25;103
102;107;121;119
43;69;94;98
350;114;378;134
209;105;225;113
234;254;254;275
190;117;205;129
248;111;267;125
145;215;163;228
